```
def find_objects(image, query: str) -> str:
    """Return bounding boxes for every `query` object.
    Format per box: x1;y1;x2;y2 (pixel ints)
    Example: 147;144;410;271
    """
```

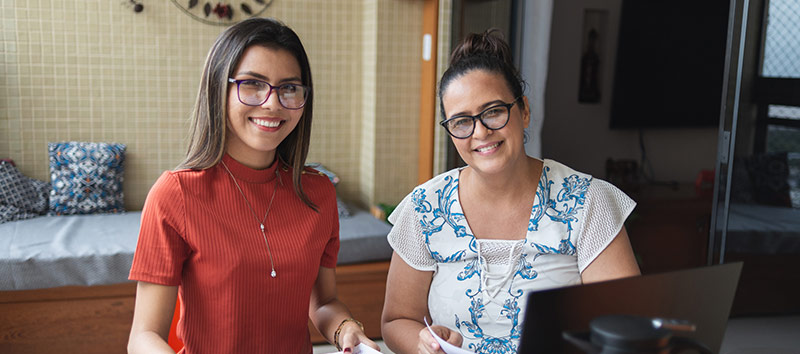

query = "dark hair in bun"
438;29;525;120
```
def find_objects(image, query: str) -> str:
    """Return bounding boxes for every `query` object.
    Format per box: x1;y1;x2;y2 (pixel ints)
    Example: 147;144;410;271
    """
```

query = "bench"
0;208;392;352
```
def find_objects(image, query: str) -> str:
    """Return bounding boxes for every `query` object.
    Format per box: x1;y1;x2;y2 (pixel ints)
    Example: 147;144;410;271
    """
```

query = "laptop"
518;262;742;353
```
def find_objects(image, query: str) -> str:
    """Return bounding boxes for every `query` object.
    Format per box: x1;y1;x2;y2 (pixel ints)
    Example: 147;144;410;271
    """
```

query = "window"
765;105;800;153
761;0;800;79
755;0;800;154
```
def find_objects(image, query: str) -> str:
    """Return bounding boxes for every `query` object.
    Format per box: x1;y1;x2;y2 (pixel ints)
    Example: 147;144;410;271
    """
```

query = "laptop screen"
518;263;742;353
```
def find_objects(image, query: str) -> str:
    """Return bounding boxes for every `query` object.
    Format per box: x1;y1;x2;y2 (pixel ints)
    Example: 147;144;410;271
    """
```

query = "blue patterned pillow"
0;160;50;223
789;152;800;209
48;142;126;215
747;152;791;207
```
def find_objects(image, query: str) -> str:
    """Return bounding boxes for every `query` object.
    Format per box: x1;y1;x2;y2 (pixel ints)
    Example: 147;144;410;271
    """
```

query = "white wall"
541;0;719;183
519;0;552;159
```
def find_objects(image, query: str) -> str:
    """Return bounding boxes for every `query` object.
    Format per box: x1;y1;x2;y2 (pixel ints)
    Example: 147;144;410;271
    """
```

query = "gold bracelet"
334;317;364;351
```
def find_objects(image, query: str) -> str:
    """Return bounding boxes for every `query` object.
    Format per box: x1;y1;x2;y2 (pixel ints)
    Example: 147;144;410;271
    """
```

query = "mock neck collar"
219;153;281;184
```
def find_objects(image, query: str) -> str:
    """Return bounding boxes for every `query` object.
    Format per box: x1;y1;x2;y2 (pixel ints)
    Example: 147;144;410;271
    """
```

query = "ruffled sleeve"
387;188;436;271
576;179;636;272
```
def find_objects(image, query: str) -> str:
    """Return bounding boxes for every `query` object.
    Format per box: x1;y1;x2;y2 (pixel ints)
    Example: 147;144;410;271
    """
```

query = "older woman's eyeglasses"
440;98;520;139
228;78;310;110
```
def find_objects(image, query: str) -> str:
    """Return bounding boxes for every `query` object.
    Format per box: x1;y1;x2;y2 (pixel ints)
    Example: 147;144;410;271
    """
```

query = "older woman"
381;29;640;354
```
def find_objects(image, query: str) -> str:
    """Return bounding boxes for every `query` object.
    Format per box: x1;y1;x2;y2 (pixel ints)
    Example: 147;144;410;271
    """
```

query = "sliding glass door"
710;0;800;316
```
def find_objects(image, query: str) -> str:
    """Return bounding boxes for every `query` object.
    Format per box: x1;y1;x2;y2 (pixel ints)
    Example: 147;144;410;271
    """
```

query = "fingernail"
344;348;352;353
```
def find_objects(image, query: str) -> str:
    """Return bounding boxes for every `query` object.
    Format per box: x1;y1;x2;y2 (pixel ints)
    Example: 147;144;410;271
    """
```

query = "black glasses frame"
228;78;310;110
440;98;520;139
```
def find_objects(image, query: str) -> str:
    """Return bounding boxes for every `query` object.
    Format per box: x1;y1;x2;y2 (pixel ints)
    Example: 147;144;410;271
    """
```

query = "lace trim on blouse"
576;178;636;271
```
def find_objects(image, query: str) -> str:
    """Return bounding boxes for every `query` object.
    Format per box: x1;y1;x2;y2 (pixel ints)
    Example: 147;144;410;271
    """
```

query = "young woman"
127;18;377;354
381;30;641;354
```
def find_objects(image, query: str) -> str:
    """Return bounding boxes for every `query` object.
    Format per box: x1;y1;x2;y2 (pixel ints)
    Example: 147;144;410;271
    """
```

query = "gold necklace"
220;160;280;278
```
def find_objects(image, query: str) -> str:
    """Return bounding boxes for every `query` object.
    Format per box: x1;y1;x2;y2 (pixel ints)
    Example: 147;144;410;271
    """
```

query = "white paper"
424;317;473;354
323;342;382;354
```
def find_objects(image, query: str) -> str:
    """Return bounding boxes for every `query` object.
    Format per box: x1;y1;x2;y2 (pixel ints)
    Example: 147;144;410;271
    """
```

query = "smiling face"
441;69;530;175
225;45;304;169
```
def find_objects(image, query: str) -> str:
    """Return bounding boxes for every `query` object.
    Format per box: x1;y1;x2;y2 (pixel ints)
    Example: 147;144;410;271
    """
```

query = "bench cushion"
337;209;393;265
0;212;140;290
1;208;392;291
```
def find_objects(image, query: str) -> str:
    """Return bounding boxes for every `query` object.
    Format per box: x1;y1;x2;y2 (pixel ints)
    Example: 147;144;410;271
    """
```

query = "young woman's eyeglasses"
228;78;310;110
440;98;520;139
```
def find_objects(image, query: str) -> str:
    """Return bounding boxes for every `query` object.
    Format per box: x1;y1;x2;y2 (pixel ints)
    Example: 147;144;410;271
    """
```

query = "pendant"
270;270;277;278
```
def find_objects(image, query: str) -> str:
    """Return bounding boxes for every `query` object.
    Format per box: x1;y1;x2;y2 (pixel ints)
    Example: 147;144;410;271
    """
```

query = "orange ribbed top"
129;154;339;354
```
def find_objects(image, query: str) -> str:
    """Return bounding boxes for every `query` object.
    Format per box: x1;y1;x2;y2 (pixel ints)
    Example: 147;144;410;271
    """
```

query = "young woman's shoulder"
149;170;183;197
299;166;338;206
146;167;215;202
301;166;335;188
139;170;191;223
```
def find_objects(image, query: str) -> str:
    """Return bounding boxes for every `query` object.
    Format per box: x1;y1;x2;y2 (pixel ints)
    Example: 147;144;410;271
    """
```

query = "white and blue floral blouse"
387;159;635;353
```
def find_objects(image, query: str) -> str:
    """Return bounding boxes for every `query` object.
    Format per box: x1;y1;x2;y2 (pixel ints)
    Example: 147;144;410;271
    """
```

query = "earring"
128;0;144;12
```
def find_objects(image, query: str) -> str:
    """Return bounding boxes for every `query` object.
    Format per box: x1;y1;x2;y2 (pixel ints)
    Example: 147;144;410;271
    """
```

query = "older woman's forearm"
381;317;426;354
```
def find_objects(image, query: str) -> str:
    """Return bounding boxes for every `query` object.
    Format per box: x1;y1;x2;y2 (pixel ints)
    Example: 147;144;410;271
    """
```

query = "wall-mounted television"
610;0;730;129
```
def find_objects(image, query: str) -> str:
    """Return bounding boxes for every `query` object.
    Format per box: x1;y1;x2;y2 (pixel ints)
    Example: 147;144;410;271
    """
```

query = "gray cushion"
0;207;393;291
336;197;351;218
0;212;140;290
337;208;393;265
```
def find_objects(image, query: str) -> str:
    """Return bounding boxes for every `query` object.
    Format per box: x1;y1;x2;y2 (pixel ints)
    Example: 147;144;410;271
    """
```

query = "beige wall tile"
0;0;423;211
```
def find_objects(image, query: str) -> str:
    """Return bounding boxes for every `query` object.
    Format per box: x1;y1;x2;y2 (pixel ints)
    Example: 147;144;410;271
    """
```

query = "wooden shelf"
0;283;136;354
0;261;390;352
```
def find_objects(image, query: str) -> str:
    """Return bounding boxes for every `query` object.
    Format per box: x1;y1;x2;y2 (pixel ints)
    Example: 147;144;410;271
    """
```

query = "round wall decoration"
170;0;274;26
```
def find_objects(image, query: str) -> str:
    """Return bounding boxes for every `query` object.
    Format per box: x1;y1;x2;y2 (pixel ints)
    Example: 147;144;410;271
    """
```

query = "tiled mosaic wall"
0;0;424;210
372;0;423;204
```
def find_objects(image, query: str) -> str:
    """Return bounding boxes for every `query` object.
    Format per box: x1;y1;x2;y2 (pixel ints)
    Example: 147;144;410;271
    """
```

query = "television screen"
610;0;730;129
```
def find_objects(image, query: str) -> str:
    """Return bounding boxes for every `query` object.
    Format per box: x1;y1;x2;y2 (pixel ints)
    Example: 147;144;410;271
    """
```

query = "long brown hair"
178;17;317;210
